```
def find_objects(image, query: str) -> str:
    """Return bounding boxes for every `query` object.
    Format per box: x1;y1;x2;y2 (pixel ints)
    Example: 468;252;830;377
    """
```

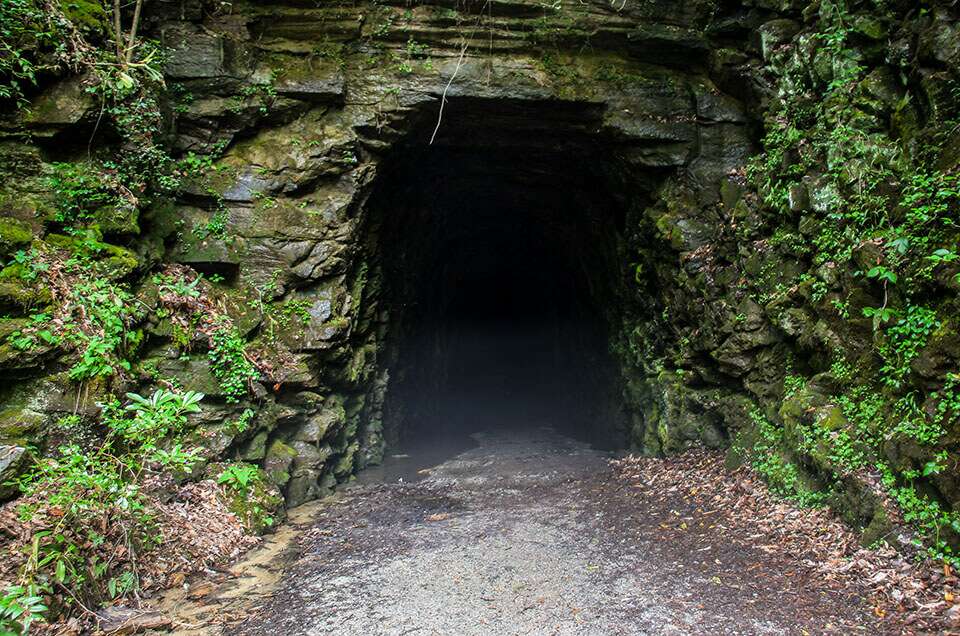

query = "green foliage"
745;0;958;289
876;305;939;388
0;0;70;106
861;304;898;326
265;298;311;334
65;279;136;381
153;272;201;299
830;297;850;319
8;314;58;351
217;462;259;493
880;462;960;567
13;390;204;610
208;324;258;402
216;462;276;531
6;272;137;382
48;163;123;228
103;90;177;197
0;584;47;635
10;249;49;281
829;354;853;381
229;80;277;116
749;409;827;507
865;265;897;285
901;171;960;232
225;408;255;434
115;389;204;450
836;386;885;440
783;374;805;398
933;373;960;432
892;392;944;446
192;209;228;240
798;411;867;474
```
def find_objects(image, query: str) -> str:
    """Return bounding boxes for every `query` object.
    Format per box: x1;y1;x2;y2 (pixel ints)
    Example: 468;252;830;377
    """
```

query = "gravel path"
221;427;888;635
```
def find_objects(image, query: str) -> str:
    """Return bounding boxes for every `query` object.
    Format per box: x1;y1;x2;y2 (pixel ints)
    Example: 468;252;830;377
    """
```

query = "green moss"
102;244;140;276
43;232;140;277
58;0;108;34
0;406;44;444
92;204;140;236
0;265;52;308
264;439;297;487
0;218;32;255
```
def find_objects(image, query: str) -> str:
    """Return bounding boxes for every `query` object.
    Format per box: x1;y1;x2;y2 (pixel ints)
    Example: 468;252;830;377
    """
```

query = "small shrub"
11;390;204;611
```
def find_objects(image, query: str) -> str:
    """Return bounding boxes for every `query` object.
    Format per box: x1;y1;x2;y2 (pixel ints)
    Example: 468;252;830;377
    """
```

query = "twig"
428;0;492;145
113;0;123;59
429;40;469;145
124;0;144;64
54;580;98;619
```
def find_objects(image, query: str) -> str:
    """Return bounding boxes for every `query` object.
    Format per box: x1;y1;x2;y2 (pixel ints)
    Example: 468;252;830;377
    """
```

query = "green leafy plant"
748;409;827;507
208;324;258;402
10;249;49;281
892;393;945;446
866;265;897;285
876;305;939;388
48;163;124;228
881;463;960;567
12;390;205;612
862;305;898;326
215;462;277;532
0;584;47;635
783;374;806;398
217;463;259;494
65;279;136;381
226;408;255;434
153;273;201;299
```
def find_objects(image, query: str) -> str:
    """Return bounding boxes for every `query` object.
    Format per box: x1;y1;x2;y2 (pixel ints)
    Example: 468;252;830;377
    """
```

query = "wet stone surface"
224;427;886;635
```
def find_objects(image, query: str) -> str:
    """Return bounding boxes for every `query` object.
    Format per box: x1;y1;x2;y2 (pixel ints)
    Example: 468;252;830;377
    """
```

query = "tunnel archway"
362;98;666;453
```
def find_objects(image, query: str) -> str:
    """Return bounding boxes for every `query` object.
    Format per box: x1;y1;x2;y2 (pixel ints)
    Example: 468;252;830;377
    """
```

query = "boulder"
21;75;96;132
0;445;27;499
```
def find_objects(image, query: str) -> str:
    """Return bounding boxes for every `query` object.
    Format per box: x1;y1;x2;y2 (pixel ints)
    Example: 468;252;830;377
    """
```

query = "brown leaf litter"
612;450;960;634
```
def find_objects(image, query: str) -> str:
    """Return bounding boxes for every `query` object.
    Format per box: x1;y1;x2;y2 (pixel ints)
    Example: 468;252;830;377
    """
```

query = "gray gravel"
225;427;881;635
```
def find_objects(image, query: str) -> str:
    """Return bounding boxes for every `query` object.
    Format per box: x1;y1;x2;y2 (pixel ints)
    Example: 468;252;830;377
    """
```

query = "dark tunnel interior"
363;99;651;462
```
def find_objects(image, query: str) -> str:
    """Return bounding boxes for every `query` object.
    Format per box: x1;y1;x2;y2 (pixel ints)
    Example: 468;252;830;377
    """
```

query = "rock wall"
1;0;959;557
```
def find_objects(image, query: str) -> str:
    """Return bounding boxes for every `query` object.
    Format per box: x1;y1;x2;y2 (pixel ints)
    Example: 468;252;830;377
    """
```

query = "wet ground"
161;425;892;635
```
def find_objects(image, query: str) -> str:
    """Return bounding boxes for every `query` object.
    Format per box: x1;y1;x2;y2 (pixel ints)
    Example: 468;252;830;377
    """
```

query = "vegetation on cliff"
733;0;960;564
0;2;280;631
0;0;957;632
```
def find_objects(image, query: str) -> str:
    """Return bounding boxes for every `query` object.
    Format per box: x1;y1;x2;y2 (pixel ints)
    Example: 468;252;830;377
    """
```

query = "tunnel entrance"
363;98;656;457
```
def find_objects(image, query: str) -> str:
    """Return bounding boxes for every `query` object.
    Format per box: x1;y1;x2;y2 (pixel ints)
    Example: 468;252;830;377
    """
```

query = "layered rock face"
1;0;959;552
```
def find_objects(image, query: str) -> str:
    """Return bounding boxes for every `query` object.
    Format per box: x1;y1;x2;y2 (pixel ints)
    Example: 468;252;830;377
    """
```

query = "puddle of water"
353;430;480;484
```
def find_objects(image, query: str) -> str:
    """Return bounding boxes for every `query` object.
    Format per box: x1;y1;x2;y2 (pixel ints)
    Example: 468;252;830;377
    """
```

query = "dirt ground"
145;426;914;635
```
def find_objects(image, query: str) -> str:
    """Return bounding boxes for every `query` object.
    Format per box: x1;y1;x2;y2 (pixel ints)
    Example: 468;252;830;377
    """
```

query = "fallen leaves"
611;450;959;634
144;479;260;591
0;478;259;633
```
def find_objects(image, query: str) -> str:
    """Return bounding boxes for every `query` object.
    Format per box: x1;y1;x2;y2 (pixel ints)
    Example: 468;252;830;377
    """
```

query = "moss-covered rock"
57;0;108;33
263;439;297;487
0;218;33;256
0;407;44;445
